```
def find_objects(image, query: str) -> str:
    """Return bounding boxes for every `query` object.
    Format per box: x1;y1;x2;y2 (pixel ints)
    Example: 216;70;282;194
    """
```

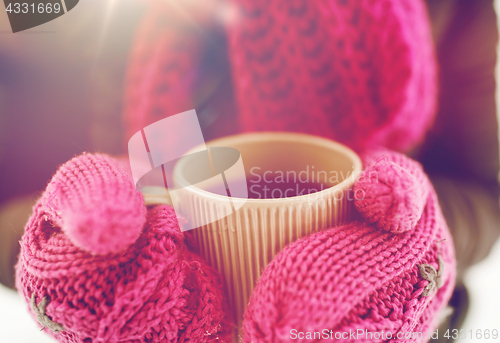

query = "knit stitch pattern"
354;150;432;233
125;0;437;153
124;4;205;141
242;150;456;343
15;154;232;343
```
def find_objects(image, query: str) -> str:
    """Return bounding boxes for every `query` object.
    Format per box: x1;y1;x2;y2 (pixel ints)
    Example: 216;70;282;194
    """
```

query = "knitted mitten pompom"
353;150;432;234
243;150;456;343
15;153;232;343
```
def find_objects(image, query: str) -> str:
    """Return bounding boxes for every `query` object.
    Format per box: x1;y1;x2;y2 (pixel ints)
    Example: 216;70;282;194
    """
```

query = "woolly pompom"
353;159;425;233
45;154;147;255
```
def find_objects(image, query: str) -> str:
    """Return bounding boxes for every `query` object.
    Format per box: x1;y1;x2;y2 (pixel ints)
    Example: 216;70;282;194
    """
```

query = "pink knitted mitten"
243;149;456;343
15;153;232;343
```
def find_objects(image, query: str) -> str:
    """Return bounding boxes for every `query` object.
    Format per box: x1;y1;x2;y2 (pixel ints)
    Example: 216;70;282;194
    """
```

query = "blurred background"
1;0;499;341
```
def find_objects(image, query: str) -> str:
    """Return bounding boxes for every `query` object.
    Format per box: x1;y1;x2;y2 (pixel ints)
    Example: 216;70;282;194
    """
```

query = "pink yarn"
15;0;453;340
227;0;437;152
354;151;431;234
242;150;456;343
125;0;437;153
15;154;232;343
41;153;146;255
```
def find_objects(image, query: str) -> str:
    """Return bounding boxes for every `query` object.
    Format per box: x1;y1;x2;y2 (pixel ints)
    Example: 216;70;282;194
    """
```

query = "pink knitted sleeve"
225;0;437;152
125;0;437;153
124;2;215;140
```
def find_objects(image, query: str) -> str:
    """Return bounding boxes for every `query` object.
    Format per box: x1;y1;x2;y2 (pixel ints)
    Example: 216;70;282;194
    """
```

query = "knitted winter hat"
125;0;436;153
243;149;455;342
15;153;232;343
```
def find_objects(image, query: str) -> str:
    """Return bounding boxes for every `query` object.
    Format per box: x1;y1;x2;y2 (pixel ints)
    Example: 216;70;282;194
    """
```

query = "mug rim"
172;132;363;204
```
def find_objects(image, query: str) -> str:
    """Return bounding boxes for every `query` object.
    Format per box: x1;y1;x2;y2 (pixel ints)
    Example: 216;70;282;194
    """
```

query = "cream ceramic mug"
146;132;362;335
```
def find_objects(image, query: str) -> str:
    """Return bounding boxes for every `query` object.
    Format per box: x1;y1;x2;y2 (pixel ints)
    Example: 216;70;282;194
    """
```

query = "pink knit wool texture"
16;0;452;340
125;0;437;153
354;152;431;234
243;150;456;343
15;154;232;343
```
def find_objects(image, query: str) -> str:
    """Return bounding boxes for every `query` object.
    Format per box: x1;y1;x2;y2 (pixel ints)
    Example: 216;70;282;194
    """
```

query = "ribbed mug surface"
172;132;362;336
